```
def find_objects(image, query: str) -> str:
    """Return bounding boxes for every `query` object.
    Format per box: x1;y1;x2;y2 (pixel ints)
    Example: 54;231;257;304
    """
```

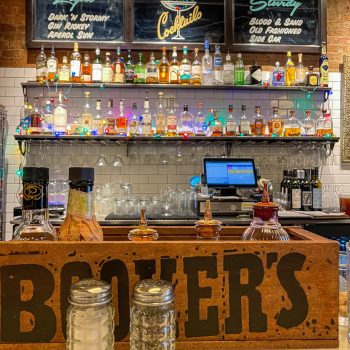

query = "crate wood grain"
0;227;339;349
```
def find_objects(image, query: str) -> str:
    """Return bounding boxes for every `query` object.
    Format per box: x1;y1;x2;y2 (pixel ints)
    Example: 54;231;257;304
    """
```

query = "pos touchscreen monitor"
203;158;257;194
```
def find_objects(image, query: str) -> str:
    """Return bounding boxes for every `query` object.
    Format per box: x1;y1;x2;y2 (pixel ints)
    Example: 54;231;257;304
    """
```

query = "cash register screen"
204;158;257;188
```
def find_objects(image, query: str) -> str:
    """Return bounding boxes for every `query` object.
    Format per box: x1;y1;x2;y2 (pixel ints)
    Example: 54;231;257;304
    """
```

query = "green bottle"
234;53;245;85
134;53;146;84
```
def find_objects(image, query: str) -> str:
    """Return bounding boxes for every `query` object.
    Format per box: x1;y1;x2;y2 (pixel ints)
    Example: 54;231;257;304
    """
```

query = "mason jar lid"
132;279;174;305
68;279;112;306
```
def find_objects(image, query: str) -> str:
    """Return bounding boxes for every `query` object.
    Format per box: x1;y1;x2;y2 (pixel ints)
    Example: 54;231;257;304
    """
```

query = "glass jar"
66;279;114;350
130;279;176;350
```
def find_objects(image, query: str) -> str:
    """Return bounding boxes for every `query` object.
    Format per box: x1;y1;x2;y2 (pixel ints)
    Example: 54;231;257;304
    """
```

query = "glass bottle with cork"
113;46;125;83
146;52;159;84
102;52;114;83
36;45;47;83
250;106;266;136
316;109;333;137
301;110;316;136
284;110;301;136
268;106;284;137
47;46;58;82
105;99;116;135
91;44;103;83
141;93;152;136
285;51;295;86
13;167;57;241
59;167;103;241
159;47;170;84
295;53;306;86
166;97;178;136
81;54;92;83
191;48;201;85
53;92;67;135
70;42;82;83
81;92;93;134
155;92;166;135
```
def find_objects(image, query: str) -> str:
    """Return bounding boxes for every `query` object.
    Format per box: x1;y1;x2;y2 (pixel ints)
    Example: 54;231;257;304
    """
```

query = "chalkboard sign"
133;0;225;44
26;0;124;48
232;0;326;53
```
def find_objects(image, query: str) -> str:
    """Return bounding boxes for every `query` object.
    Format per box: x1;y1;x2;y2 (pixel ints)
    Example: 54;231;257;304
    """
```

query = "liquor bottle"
208;109;224;136
250;60;262;85
319;42;329;87
146;52;159;84
116;99;128;136
213;45;223;85
170;47;180;84
70;42;82;82
36;45;47;83
81;92;93;133
29;97;43;135
202;40;213;85
166;97;177;136
223;50;234;85
42;98;54;134
272;61;285;86
114;46;125;83
105;99;116;135
178;104;194;136
13;167;57;241
134;53;146;84
141;95;152;136
70;114;83;135
180;46;191;85
280;170;288;194
285;51;295;86
291;170;303;211
53;92;67;135
302;169;313;211
295;53;306;86
234;53;245;86
250;106;265;136
311;167;322;211
307;66;319;86
226;104;237;136
47;46;58;82
93;99;104;135
301;110;316;136
239;105;250;136
316;110;333;137
58;56;70;82
92;45;103;83
191;48;201;85
155;92;166;135
159;47;170;84
284;110;301;136
129;103;140;136
59;167;103;241
125;50;135;84
194;102;207;136
102;52;114;83
268;106;284;136
82;54;92;83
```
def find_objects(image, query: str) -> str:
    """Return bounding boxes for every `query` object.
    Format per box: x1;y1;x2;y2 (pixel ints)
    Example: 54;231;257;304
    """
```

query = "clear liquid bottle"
36;45;47;83
134;53;146;84
223;50;234;85
125;50;135;84
42;98;55;134
191;48;201;85
272;61;285;86
178;104;194;136
234;53;245;85
102;52;114;83
301;110;316;136
213;45;223;85
129;103;140;136
141;94;152;136
92;45;103;83
155;92;166;135
194;102;207;136
201;40;213;85
116;99;128;136
13;167;57;241
268;106;284;137
105;99;116;135
47;46;58;82
166;97;177;136
170;47;180;84
146;52;159;84
284;110;301;136
208;109;224;136
238;105;250;136
53;93;67;135
226;104;237;136
295;53;306;86
70;42;82;82
180;46;191;85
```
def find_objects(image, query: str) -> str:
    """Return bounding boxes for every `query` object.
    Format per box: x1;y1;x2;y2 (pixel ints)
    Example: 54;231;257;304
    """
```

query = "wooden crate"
0;227;339;349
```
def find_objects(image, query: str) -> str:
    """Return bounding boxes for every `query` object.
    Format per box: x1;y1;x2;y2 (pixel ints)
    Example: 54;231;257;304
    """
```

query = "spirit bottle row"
36;42;328;87
19;94;334;138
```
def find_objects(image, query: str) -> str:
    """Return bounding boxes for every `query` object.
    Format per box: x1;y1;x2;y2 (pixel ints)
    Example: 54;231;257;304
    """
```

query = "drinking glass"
95;143;109;167
161;186;175;217
159;144;170;165
175;143;184;163
120;183;133;199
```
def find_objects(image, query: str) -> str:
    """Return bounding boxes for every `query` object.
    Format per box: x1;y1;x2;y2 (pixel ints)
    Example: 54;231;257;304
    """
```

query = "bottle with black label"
302;169;313;211
312;168;323;210
13;167;57;241
250;60;262;85
291;170;303;211
280;170;288;194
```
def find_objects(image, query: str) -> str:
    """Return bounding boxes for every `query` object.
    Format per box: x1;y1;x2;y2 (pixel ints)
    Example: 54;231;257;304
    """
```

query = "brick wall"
0;0;350;71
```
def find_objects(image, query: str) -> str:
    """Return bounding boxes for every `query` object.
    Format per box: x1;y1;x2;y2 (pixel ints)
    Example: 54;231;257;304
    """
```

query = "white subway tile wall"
0;68;349;240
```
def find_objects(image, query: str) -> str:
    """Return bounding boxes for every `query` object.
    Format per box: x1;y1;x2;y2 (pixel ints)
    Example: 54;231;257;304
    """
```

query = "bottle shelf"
21;82;332;92
14;135;340;144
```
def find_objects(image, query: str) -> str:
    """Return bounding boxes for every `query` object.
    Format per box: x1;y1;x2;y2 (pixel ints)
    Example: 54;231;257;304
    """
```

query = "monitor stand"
219;188;239;197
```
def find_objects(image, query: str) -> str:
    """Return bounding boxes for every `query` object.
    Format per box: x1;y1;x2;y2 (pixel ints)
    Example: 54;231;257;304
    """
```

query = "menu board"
233;0;321;49
28;0;123;45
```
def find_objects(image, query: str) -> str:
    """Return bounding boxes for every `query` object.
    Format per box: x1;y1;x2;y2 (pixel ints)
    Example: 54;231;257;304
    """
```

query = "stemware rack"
0;106;7;240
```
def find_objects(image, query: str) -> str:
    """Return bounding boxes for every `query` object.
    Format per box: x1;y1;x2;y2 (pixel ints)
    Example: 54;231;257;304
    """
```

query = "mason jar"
130;279;176;350
66;279;114;350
